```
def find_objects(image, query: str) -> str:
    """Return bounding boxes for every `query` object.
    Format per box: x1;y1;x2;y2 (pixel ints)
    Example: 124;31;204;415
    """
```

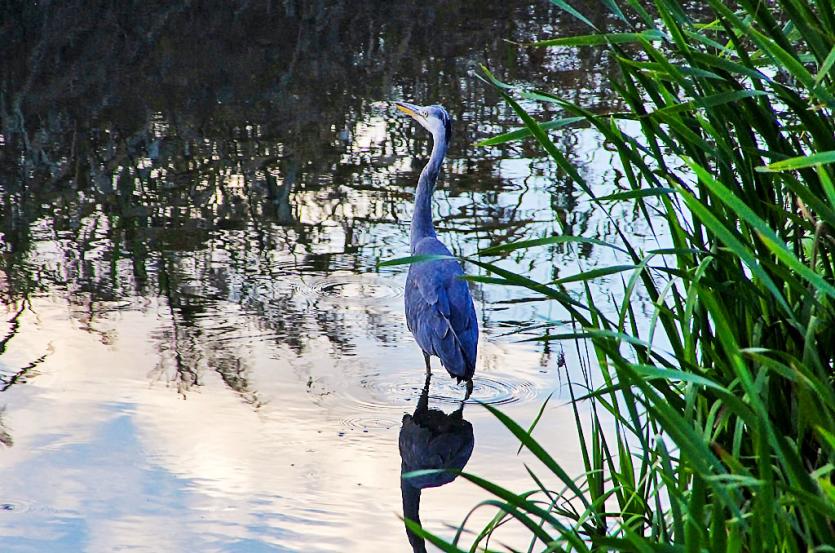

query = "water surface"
0;2;654;551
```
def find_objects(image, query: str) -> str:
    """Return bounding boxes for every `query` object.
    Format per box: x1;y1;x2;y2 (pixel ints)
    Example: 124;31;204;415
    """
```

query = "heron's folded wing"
410;258;477;373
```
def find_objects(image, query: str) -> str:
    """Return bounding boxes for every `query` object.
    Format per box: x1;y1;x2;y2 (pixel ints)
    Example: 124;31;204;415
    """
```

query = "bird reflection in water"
399;373;474;552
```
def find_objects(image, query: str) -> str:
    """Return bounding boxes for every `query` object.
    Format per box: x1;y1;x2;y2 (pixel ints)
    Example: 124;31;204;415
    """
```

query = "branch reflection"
0;0;630;404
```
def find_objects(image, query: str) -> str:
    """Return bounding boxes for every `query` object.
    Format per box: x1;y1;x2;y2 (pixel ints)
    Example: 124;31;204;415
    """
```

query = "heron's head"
395;101;452;146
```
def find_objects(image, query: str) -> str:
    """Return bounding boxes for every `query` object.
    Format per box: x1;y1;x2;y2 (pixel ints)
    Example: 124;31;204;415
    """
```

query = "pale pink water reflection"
0;294;587;552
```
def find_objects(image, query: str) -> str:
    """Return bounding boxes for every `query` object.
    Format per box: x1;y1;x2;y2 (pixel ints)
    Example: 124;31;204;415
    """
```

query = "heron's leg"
423;352;431;376
464;379;474;401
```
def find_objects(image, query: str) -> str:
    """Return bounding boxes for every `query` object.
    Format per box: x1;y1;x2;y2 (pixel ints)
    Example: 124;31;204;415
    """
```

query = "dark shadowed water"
0;1;657;551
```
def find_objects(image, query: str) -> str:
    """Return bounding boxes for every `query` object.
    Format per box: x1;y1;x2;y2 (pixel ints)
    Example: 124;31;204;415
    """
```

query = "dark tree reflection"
0;0;620;398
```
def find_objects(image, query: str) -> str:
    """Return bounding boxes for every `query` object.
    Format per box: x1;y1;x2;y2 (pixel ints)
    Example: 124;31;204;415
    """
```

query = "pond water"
0;2;653;551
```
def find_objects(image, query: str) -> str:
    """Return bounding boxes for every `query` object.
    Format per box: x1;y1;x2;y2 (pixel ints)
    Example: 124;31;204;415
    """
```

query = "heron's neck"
401;481;426;553
410;133;447;253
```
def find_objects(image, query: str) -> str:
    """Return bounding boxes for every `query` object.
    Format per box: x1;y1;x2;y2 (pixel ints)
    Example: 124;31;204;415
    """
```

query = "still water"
0;1;649;551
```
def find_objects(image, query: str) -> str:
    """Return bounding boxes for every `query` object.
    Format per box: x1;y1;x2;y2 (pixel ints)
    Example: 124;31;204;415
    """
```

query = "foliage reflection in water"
0;1;657;551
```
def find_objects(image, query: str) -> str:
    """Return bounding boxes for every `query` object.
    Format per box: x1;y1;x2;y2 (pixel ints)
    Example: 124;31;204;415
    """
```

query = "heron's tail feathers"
431;328;475;384
441;355;475;384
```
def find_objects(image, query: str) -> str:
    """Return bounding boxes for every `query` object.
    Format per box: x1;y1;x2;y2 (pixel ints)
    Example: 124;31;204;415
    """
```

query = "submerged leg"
422;352;431;376
464;379;474;401
416;371;431;414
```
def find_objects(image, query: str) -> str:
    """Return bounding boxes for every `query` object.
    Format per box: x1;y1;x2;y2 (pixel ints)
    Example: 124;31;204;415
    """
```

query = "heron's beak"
395;101;421;120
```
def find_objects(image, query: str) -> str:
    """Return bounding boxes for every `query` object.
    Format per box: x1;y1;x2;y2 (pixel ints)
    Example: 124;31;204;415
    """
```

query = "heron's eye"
421;110;428;118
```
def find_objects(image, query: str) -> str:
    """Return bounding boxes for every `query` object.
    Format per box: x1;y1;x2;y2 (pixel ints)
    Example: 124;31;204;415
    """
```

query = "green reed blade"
757;150;835;172
548;0;599;30
479;235;628;256
475;117;585;147
532;30;663;47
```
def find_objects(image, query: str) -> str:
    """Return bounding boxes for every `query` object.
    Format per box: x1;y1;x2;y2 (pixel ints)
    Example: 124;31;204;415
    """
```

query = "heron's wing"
408;239;478;378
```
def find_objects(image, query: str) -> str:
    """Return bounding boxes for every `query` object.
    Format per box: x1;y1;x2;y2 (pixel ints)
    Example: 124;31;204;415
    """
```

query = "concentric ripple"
437;374;538;406
308;272;404;306
331;366;539;418
0;499;30;513
339;415;402;432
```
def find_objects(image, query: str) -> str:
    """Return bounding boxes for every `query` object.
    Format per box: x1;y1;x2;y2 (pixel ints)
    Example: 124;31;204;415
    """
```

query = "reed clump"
404;0;835;550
